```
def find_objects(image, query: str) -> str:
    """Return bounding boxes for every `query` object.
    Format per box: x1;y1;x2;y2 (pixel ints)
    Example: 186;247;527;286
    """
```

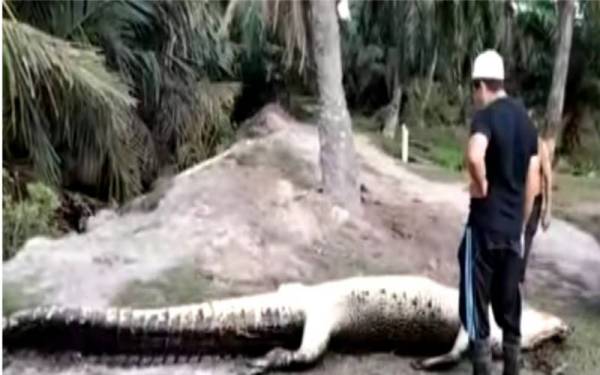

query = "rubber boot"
470;339;493;375
502;334;521;375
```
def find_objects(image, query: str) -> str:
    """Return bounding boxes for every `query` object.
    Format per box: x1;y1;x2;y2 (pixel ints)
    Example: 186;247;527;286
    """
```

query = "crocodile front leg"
240;307;336;375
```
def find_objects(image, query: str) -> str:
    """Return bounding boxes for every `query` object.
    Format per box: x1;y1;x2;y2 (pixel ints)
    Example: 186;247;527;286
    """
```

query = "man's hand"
466;133;489;198
541;206;551;231
469;179;488;198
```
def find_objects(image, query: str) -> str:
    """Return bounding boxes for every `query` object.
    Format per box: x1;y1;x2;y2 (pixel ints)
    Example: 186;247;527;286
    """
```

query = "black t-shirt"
468;97;538;239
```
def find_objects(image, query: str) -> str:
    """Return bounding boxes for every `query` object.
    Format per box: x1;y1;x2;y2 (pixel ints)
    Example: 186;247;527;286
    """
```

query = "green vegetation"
340;0;600;176
356;114;466;174
560;310;600;375
3;0;598;203
531;292;600;375
372;116;600;245
2;169;61;260
2;280;45;316
2;0;599;251
409;127;466;172
3;0;239;202
552;173;600;242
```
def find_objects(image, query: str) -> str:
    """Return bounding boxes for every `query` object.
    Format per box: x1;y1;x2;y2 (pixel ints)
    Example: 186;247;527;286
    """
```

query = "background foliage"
3;169;61;259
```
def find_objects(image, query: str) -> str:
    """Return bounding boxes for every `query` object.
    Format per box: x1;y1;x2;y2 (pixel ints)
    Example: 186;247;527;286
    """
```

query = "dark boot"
470;339;493;375
502;334;521;375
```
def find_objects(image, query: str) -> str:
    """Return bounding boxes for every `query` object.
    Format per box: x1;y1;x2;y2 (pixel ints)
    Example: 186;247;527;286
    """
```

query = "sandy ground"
3;108;600;375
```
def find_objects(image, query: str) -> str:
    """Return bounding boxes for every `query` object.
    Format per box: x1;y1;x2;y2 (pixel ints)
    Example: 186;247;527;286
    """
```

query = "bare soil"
3;106;600;375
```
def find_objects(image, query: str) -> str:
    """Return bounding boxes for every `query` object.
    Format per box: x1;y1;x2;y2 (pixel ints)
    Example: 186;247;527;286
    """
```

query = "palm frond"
152;0;234;79
2;19;141;200
175;81;241;169
261;0;309;72
6;0;156;45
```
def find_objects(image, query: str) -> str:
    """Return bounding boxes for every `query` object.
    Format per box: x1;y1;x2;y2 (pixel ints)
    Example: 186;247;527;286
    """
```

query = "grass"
406;163;465;184
354;114;467;182
357;114;600;242
111;264;220;308
530;292;600;375
553;173;600;206
552;174;600;242
558;310;600;375
355;115;467;172
352;113;382;132
409;126;467;172
3;280;44;316
3;173;62;261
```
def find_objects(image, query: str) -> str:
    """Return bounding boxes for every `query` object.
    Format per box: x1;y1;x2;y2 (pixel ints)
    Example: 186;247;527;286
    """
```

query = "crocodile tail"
3;300;304;357
3;305;220;356
3;306;124;354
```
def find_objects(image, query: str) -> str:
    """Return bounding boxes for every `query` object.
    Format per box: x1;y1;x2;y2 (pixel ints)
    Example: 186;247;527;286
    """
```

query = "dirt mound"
2;110;464;313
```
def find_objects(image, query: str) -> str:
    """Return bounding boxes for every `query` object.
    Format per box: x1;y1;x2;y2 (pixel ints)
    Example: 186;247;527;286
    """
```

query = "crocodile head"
520;307;571;350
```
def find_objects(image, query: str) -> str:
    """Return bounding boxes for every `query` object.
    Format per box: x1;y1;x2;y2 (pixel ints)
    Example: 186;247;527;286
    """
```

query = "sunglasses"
472;80;483;90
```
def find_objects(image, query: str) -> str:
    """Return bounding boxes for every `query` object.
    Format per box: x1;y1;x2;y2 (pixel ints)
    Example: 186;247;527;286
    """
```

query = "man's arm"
466;133;489;197
539;140;553;230
524;154;541;228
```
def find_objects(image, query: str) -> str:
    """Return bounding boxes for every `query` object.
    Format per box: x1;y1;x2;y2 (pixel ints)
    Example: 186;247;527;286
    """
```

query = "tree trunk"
383;76;402;139
543;0;575;161
420;47;439;127
502;0;516;82
309;0;361;214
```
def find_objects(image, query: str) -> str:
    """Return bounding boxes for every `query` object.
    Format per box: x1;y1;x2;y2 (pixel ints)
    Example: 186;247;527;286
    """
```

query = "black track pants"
458;224;523;341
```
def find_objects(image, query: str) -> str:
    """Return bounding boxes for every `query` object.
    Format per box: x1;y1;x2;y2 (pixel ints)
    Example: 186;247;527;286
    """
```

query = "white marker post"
401;123;409;163
337;0;351;21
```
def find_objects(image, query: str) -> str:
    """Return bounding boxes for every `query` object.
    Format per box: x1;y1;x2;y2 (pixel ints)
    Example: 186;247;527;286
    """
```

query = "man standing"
459;50;540;375
521;136;553;282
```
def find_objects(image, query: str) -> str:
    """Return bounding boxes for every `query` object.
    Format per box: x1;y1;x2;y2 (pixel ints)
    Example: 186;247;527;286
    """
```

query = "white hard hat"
472;50;505;80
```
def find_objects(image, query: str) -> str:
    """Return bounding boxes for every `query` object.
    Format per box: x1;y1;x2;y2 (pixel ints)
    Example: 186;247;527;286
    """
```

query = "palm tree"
3;0;237;202
340;0;511;128
543;0;576;162
3;5;144;201
308;0;361;213
224;0;361;212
